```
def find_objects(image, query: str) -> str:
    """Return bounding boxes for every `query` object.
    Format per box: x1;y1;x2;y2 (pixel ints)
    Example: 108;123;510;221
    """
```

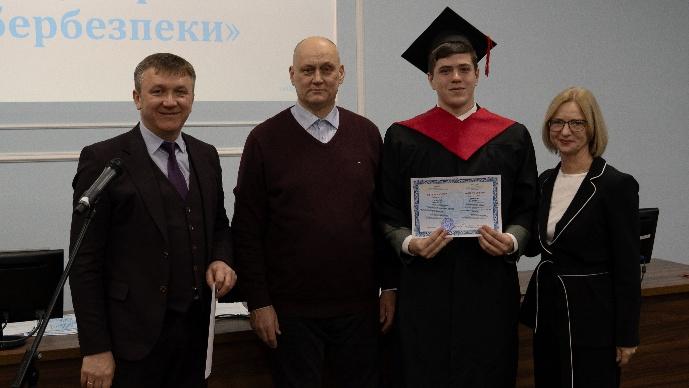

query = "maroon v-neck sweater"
232;107;383;318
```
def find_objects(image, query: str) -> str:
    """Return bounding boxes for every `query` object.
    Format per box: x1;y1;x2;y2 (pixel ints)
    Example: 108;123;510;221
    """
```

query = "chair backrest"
639;208;659;264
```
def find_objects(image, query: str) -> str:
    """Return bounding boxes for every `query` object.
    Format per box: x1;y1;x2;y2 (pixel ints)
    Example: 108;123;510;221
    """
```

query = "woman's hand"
616;346;637;366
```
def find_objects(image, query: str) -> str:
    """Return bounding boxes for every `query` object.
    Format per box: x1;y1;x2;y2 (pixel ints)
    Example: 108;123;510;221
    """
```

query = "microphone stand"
11;205;97;388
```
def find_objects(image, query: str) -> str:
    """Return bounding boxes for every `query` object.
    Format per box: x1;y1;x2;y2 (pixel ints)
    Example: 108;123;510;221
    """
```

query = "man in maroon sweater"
232;36;397;388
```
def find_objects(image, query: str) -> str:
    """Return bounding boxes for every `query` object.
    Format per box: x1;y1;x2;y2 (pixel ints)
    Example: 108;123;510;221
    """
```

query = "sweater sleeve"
231;132;272;311
369;123;401;290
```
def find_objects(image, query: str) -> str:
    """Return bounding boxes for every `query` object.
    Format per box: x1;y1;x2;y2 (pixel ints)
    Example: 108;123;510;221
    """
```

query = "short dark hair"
427;38;478;74
134;53;196;92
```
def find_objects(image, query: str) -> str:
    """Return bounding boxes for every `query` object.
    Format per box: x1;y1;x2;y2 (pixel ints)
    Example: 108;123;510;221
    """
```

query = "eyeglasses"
548;119;587;133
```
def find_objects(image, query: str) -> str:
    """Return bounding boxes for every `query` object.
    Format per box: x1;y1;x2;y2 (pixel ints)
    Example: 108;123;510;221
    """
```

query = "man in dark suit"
69;53;236;388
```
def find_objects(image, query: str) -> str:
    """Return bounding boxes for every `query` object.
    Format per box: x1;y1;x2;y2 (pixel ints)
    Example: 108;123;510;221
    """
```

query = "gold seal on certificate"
411;175;502;237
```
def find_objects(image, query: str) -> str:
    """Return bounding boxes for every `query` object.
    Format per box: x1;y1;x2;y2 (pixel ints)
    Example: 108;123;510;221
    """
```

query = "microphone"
74;158;123;214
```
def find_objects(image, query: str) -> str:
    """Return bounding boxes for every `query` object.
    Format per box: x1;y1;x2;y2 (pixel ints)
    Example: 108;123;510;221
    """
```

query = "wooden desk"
2;258;689;387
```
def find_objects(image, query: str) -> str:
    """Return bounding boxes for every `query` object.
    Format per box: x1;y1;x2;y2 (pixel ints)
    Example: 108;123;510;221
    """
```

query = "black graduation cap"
401;7;496;76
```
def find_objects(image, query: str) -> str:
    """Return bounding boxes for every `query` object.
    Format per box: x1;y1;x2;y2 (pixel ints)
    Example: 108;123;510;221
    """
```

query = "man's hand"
478;225;514;256
617;346;637;366
250;305;281;349
408;227;452;259
379;290;396;334
80;351;115;388
206;260;237;298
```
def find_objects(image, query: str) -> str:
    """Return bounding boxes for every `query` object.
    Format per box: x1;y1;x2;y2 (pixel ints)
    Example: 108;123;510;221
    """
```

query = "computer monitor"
639;208;659;264
0;249;64;349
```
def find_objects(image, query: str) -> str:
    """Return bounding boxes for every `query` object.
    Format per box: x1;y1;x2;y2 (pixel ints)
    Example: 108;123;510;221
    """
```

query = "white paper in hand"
205;287;217;379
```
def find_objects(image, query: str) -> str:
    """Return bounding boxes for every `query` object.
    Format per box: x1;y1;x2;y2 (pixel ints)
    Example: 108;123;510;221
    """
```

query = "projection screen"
0;0;337;102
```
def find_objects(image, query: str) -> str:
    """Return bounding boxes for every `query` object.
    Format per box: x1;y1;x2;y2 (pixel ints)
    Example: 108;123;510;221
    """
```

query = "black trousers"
270;310;379;388
112;302;208;388
533;323;620;388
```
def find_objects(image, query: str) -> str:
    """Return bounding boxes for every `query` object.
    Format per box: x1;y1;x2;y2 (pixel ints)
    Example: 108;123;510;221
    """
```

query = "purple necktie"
161;141;188;199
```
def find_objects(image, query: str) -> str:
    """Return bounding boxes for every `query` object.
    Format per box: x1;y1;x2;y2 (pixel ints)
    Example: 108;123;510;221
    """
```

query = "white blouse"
546;170;587;243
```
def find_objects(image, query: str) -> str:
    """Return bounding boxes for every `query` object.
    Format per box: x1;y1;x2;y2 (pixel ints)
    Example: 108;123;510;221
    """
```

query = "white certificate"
411;175;502;237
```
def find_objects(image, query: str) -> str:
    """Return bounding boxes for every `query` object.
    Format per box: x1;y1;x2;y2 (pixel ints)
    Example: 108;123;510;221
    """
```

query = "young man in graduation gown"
232;37;397;388
377;8;538;387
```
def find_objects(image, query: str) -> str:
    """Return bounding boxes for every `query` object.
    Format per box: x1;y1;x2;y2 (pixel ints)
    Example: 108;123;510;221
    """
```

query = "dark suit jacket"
69;125;231;360
521;157;641;347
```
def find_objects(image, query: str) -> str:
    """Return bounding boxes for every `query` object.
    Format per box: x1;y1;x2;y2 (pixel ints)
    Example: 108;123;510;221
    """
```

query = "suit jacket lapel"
122;125;169;243
551;157;607;243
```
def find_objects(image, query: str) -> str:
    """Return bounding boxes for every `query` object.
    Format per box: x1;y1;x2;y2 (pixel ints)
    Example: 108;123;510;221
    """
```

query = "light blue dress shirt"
290;103;339;143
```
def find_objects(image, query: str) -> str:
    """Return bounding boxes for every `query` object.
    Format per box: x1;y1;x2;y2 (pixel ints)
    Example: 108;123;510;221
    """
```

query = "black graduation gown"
377;119;538;387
